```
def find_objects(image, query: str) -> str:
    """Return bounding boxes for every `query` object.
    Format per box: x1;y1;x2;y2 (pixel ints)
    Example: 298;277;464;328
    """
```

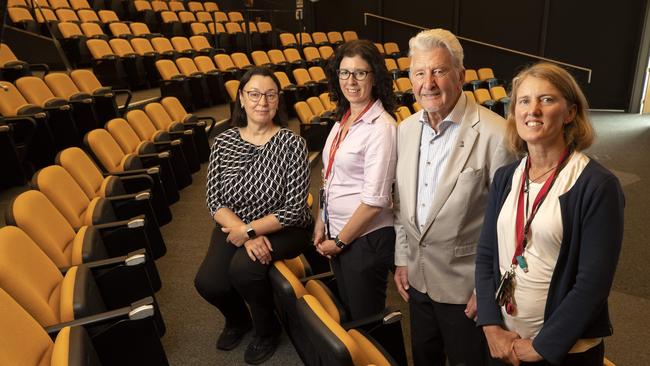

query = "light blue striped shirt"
415;94;466;230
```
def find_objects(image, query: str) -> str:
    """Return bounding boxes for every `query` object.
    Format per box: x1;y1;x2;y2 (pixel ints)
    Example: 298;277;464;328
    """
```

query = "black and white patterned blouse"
206;127;313;229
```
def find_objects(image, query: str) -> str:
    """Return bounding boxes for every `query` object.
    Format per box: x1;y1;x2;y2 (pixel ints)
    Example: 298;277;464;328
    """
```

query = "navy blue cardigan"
475;157;624;365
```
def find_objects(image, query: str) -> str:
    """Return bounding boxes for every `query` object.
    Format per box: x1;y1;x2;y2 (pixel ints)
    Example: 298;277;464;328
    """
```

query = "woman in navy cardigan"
475;62;624;366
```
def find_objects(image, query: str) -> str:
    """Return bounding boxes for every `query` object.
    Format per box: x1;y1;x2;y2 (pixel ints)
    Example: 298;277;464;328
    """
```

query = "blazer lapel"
401;118;424;235
420;101;480;237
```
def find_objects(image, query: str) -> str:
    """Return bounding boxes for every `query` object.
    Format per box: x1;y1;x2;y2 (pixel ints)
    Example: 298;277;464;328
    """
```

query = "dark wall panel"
544;0;646;109
458;0;545;55
244;0;647;110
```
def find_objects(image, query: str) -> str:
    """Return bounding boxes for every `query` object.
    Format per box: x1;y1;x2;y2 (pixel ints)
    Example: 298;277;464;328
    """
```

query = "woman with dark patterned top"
194;67;312;365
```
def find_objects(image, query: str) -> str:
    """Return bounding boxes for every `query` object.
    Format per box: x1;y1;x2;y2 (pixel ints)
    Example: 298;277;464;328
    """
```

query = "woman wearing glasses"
195;67;312;364
313;39;398;320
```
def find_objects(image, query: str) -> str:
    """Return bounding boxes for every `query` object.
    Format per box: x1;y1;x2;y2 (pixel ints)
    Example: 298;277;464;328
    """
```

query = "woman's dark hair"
326;39;397;120
231;67;288;127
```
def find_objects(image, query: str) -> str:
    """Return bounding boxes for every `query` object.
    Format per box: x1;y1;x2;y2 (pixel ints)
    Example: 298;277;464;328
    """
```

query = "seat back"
143;102;175;131
384;42;400;55
176;57;200;76
156;59;182;80
303;46;320;62
214;53;236;71
131;37;156;55
130;21;152;36
267;49;287;64
374;42;386;55
56;8;80;22
307;96;326;116
0;226;69;326
231;52;252;68
168;2;185;12
342;30;358;42
396;57;410;71
15;76;59;107
0;287;58;366
8;190;79;267
109;22;132;38
279;32;297;47
189;35;211;50
0;43;19;67
151;36;175;53
70;0;91;10
106;117;147;154
293;68;313;86
312;32;328;45
327;31;343;44
213;11;228;23
80;21;106;38
161;96;191;122
32;165;94;229
465;69;479;83
194;55;217;73
0;81;32;116
490;85;508;100
294;101;314;124
160;10;180;24
150;0;168;12
385;58;398;72
478;67;495;80
187;1;204;12
319;92;335;111
227;11;243;22
257;21;272;33
85;128;134;173
43;72;81;100
70;69;103;94
87;38;115;59
318;45;334;60
251;50;271;66
49;0;71;10
203;2;219;12
308;66;326;82
395;77;412;92
296;32;312;45
177;11;196;24
274;71;293;88
77;9;99;23
283;48;302;63
396;106;411;122
191;22;209;36
58;21;84;38
225;80;240;102
110;38;137;56
474;88;493;104
171;36;193;52
126;109;163;141
56;147;107;199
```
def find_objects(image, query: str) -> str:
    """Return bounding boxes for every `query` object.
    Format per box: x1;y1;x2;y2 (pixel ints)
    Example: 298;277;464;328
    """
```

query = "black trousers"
194;225;310;336
489;341;605;366
409;287;488;366
330;226;395;321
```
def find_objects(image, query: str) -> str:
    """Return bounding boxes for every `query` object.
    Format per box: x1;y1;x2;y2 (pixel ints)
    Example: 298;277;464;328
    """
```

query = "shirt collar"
419;92;467;128
351;99;384;126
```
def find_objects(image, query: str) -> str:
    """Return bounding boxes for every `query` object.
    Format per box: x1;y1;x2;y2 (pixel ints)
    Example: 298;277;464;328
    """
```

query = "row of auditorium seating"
269;255;407;365
0;125;188;363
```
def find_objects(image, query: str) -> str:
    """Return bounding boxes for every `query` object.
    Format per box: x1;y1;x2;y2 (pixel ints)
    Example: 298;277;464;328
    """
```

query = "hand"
513;339;543;362
483;325;521;365
315;239;342;258
244;236;273;265
222;224;249;246
464;291;478;321
393;266;410;302
313;218;326;246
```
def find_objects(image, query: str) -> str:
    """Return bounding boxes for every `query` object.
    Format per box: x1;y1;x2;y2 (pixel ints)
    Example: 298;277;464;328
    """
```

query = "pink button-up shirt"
322;99;397;238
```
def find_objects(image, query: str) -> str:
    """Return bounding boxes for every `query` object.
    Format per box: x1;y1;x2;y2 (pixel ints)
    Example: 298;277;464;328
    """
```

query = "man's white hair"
408;28;464;69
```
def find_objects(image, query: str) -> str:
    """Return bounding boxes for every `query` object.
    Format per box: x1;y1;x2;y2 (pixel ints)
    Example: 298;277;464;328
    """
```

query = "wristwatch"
334;235;347;250
246;223;257;239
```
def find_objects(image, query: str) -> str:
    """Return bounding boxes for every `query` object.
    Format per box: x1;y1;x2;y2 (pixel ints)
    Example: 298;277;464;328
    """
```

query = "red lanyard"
513;148;570;268
323;100;375;180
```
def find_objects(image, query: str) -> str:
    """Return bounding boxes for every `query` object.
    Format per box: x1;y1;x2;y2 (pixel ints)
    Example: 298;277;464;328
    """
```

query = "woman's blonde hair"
506;62;595;155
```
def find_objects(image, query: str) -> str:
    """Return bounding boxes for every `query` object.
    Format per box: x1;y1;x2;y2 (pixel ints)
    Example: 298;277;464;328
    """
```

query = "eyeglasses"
243;90;279;102
337;69;373;81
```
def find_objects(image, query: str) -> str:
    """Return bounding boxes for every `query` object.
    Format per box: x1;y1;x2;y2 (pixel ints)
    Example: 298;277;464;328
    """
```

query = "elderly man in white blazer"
393;28;513;366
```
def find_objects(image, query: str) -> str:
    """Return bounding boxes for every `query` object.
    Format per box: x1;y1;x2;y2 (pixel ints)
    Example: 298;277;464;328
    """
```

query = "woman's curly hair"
325;39;397;120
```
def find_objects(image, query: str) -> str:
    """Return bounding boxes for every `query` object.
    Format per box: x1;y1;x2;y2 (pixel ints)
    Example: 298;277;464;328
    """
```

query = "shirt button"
421;203;425;207
424;183;428;186
426;161;431;165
